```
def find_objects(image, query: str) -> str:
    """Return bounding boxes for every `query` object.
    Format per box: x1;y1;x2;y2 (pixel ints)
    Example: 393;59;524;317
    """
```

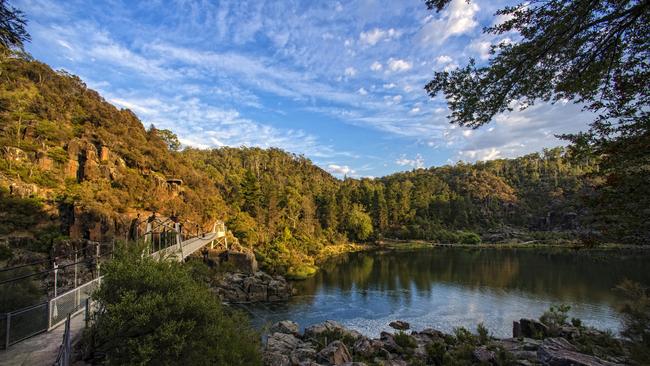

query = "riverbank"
262;316;631;365
376;239;650;251
287;239;647;281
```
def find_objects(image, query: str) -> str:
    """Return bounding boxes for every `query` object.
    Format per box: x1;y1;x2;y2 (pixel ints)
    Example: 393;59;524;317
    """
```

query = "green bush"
85;244;262;366
477;322;490;345
459;231;481;245
394;331;417;349
540;304;570;335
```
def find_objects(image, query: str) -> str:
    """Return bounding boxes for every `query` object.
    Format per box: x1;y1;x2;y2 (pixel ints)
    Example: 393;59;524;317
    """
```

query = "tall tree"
0;0;30;51
425;0;649;243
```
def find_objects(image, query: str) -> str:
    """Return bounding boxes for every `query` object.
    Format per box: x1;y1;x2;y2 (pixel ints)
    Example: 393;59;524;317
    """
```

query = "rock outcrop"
214;271;293;303
262;320;632;366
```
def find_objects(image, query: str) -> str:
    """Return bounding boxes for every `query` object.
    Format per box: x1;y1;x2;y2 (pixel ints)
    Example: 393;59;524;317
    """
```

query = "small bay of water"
240;247;650;338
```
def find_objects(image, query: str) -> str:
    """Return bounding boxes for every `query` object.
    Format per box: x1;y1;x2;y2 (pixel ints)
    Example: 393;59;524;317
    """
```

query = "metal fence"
49;277;101;330
53;314;72;366
1;302;49;349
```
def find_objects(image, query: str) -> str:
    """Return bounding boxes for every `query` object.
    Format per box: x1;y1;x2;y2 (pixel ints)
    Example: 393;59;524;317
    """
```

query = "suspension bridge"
0;216;227;365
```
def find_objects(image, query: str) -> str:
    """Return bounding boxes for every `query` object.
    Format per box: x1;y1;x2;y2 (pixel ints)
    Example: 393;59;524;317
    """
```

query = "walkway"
0;313;85;366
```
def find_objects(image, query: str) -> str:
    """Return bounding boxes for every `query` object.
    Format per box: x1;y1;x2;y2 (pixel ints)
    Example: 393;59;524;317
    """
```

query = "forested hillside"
0;50;602;275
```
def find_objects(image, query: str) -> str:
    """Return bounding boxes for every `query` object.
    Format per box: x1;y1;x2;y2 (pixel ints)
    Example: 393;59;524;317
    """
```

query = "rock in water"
215;271;292;303
388;321;410;331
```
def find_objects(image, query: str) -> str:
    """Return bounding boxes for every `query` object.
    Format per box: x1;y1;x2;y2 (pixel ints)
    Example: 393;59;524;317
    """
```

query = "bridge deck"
151;231;225;262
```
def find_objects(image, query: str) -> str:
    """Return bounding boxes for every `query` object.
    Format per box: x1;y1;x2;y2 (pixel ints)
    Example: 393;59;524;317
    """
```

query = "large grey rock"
266;332;302;354
216;270;292;303
290;346;318;365
379;332;400;354
263;352;291;366
537;338;616;366
352;337;382;358
270;320;300;335
317;340;352;365
304;321;362;342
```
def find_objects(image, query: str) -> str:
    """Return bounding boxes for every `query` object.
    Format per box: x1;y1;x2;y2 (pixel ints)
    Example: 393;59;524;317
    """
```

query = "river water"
240;247;650;337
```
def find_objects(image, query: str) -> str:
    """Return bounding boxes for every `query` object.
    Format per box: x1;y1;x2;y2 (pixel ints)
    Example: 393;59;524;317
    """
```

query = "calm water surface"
240;248;650;338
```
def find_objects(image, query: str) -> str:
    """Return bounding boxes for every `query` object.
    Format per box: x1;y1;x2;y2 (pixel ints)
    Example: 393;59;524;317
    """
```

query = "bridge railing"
0;302;48;349
49;276;102;330
53;314;72;366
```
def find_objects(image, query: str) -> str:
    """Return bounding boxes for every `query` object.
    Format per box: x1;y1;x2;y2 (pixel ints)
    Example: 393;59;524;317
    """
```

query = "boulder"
537;338;615;366
215;271;292;303
519;318;549;338
266;332;302;354
304;321;362;342
290;346;318;365
228;251;258;273
317;340;352;365
263;352;291;366
270;320;300;335
418;328;446;340
352;337;382;358
379;332;400;354
513;320;522;338
388;321;410;331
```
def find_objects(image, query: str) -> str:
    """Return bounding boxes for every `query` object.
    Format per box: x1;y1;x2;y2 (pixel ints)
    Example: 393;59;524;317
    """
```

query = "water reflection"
242;248;650;337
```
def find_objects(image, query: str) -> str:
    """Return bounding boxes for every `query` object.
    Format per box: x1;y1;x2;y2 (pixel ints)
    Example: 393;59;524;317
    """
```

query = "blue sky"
15;0;592;178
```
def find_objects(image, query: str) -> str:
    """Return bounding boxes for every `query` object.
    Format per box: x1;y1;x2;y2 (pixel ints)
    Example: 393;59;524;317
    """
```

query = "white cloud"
370;61;383;71
387;58;412;72
327;164;355;176
383;83;396;89
359;27;400;46
469;39;492;60
357;87;368;95
344;67;357;77
396;154;425;169
420;0;480;44
436;55;452;64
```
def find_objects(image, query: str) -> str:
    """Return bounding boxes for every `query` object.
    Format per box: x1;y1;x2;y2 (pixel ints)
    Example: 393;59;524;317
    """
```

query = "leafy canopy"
0;0;30;51
86;244;262;366
425;0;649;243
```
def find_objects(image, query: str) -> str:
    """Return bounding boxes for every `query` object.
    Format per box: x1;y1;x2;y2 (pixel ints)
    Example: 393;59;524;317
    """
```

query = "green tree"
425;0;649;243
346;204;373;241
0;0;30;51
86;245;262;366
148;125;181;151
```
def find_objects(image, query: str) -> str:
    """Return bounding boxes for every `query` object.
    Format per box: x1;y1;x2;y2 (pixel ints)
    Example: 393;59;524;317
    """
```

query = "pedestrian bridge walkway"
0;219;227;365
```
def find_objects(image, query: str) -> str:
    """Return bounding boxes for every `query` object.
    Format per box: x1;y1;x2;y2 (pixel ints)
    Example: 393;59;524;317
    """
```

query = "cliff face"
0;54;226;244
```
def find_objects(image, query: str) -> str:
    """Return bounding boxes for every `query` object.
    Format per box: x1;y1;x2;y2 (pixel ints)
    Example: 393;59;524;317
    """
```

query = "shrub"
394;331;417;349
85;244;262;366
540;304;571;335
425;339;446;365
459;231;481;245
477;322;490;345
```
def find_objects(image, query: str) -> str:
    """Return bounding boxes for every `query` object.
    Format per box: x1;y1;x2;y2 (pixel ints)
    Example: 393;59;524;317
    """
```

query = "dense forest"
0;49;609;275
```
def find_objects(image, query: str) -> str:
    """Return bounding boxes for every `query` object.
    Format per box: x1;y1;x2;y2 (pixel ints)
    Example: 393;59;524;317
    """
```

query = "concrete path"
0;314;85;366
